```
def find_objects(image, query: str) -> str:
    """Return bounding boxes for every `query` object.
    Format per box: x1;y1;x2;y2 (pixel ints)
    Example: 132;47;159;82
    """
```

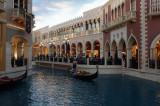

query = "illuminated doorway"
86;42;91;57
72;43;76;57
11;37;29;67
94;41;100;58
77;42;83;57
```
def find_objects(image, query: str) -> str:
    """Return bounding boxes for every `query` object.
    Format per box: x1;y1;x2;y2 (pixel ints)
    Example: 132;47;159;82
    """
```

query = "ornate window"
89;20;92;30
131;0;136;11
14;0;18;8
118;6;121;17
150;0;160;13
122;3;125;16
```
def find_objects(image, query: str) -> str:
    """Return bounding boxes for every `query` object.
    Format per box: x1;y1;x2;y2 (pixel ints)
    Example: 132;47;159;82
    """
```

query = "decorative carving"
117;34;119;39
113;34;115;38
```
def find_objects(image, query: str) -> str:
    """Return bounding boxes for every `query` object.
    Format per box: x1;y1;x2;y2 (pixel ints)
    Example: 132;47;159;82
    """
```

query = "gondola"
70;64;98;80
0;67;28;88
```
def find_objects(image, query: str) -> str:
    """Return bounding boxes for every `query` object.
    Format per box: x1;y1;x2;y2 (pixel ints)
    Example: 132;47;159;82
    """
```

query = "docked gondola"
0;67;28;88
70;64;98;80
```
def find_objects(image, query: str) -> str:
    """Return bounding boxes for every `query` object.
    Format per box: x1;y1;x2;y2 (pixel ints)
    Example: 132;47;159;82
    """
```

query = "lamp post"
63;38;70;58
39;42;43;54
39;42;43;61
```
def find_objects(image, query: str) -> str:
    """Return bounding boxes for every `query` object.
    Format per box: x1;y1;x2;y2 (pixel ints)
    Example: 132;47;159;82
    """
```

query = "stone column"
17;46;22;58
60;45;62;57
105;50;110;58
83;22;86;36
91;43;94;57
5;42;12;71
100;48;103;58
127;48;132;68
87;58;89;66
83;49;86;57
110;50;115;58
76;45;78;57
70;45;72;57
118;49;123;59
65;45;67;56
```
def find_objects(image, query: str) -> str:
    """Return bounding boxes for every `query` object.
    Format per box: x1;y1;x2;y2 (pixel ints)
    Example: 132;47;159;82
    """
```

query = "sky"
33;0;109;30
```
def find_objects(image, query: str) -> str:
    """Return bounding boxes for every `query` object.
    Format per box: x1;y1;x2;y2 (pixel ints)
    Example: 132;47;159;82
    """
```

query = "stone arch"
118;39;127;59
128;35;139;49
111;40;118;58
150;34;160;60
127;35;139;69
150;34;160;49
11;36;30;67
105;40;110;58
77;42;83;57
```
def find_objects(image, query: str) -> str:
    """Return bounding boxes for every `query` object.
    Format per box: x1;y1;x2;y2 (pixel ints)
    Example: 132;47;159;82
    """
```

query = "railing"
106;58;122;65
125;11;137;22
89;58;104;65
11;58;28;68
107;16;125;29
102;11;137;32
0;0;5;12
85;28;100;36
149;4;160;15
149;59;155;69
102;24;107;32
157;59;160;69
33;56;123;67
130;58;138;69
12;8;25;19
47;32;83;43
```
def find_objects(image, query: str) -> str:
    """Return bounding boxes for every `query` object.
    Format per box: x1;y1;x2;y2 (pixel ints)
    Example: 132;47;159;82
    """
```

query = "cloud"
32;6;40;12
45;7;57;11
74;0;108;17
35;15;44;20
51;1;73;8
33;0;109;30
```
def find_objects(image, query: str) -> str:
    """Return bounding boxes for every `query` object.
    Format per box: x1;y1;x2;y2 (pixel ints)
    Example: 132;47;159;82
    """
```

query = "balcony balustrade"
12;8;35;27
0;0;5;12
149;4;160;16
12;8;25;24
85;28;100;36
125;11;137;22
102;11;137;32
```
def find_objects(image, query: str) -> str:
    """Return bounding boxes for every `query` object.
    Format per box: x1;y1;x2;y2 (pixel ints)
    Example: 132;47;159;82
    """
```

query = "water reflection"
1;66;160;106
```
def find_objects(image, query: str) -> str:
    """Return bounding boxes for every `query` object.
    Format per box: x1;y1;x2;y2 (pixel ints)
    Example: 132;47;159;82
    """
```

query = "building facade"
33;0;160;71
33;6;104;59
0;0;34;75
102;0;160;70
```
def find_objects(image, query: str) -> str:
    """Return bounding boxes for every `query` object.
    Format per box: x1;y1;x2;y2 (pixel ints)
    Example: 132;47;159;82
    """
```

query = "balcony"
125;11;137;22
12;8;25;24
102;11;137;32
85;28;100;36
149;4;160;17
0;0;5;12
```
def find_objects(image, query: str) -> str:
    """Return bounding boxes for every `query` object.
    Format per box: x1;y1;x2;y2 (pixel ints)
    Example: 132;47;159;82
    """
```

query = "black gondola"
70;64;98;80
0;67;28;88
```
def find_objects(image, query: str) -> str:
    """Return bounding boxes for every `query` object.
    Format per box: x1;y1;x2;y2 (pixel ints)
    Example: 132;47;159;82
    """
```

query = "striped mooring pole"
122;60;125;77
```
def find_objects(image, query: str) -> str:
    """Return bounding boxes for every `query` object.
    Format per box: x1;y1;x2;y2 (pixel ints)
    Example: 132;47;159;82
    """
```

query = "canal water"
1;66;160;106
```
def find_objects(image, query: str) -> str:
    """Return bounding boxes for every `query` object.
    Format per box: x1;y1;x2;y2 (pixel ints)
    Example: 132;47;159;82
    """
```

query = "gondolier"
69;64;99;80
73;58;77;69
